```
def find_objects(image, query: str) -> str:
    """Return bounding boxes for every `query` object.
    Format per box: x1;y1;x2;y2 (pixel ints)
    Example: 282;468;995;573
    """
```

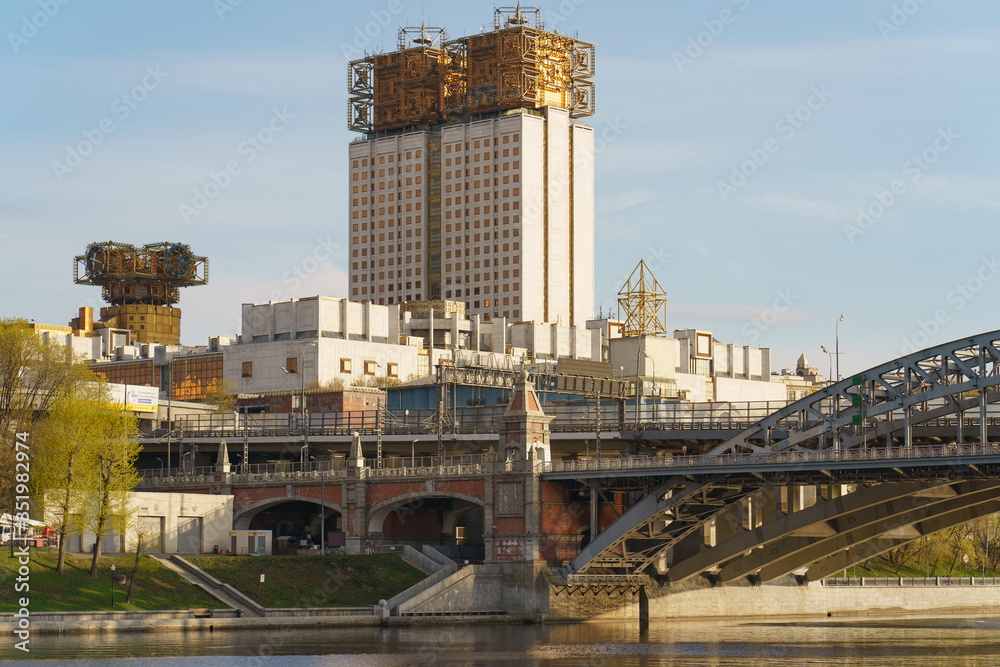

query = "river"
4;615;1000;665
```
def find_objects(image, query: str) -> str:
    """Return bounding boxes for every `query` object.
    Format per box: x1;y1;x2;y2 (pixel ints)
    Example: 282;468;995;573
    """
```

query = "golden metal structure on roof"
73;241;208;306
617;260;668;337
347;6;595;134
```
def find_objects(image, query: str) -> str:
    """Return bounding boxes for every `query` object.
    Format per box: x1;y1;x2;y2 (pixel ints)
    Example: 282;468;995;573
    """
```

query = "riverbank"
9;574;1000;634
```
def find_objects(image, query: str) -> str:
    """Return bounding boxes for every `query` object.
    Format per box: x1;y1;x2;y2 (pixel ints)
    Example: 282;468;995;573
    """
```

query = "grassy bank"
188;554;426;608
0;548;224;612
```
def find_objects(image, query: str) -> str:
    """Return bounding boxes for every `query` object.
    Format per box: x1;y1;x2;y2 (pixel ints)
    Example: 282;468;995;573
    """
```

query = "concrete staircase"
162;555;266;616
386;563;506;617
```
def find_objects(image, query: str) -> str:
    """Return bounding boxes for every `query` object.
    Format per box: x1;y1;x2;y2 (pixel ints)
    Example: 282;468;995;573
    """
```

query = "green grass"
188;554;427;608
0;548;226;612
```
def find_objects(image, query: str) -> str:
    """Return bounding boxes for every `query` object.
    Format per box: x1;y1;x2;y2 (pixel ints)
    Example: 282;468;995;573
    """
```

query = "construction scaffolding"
617;260;668;337
347;6;595;134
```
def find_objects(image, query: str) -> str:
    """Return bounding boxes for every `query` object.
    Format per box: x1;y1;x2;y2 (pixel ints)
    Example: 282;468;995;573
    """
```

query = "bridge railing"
543;442;1000;474
823;576;1000;587
137;453;488;484
167;400;801;439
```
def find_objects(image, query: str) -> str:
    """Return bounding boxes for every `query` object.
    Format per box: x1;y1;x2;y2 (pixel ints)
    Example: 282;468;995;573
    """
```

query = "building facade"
347;9;596;327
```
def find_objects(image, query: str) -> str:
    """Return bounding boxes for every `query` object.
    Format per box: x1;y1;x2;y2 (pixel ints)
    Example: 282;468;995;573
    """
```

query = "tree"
80;402;139;578
0;318;91;553
34;380;111;574
203;379;238;413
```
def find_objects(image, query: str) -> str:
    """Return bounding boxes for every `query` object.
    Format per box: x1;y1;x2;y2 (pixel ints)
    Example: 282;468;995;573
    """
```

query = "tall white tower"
347;7;596;326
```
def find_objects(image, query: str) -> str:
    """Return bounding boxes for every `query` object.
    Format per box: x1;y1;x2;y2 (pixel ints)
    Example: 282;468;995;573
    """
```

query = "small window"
286;357;298;373
242;362;253;378
340;358;352;374
387;363;399;378
364;360;377;376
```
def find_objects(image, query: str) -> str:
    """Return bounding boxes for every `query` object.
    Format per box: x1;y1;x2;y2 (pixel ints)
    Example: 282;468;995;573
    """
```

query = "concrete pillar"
715;504;741;544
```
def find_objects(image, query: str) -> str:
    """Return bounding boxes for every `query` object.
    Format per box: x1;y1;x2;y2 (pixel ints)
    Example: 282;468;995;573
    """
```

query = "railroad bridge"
140;331;1000;584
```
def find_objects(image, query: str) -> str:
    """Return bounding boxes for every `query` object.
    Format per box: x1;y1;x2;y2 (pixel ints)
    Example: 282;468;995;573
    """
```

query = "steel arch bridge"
566;330;1000;582
711;330;1000;455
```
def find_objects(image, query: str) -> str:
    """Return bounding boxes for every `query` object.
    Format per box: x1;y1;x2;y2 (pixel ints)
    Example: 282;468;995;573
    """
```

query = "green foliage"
0;318;92;521
203;379;238;413
352;375;401;389
308;377;346;392
188;554;425;607
0;550;224;611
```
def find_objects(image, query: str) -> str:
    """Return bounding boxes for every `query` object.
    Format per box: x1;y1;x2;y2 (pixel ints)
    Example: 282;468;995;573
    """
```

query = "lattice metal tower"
617;260;667;337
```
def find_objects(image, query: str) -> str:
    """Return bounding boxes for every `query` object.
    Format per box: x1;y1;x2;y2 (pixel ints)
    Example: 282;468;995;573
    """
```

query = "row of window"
443;147;519;166
351;150;424;168
241;359;399;379
443;134;520;152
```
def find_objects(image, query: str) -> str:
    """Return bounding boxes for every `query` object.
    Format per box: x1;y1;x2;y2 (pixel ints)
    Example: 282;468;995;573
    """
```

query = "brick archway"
234;496;344;530
366;491;485;536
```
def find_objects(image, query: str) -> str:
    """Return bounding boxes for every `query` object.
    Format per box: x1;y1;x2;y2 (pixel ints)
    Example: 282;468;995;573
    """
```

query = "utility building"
347;6;596;327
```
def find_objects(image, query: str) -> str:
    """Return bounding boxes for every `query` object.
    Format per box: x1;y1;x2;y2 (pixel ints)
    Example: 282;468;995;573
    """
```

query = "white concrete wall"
572;123;595;327
520;114;546;323
714;376;786;402
46;491;233;555
545;107;571;325
646;578;1000;619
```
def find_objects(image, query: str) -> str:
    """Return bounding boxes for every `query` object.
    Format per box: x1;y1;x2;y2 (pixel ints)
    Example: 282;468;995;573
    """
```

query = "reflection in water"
4;615;1000;666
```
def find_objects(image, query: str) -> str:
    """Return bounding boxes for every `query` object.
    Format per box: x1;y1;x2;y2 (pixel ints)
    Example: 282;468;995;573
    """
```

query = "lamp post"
835;314;845;382
411;439;418;465
320;460;326;556
634;344;642;429
110;564;116;608
821;345;833;384
281;365;307;464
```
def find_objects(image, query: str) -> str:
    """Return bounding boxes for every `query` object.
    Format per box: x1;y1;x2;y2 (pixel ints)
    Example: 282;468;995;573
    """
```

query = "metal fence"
543;443;1000;475
168;400;795;439
823;576;1000;587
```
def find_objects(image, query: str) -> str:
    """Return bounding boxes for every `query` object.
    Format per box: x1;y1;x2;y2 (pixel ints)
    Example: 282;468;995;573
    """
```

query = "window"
387;362;399;378
364;360;377;376
286;357;298;373
241;362;253;378
340;358;352;374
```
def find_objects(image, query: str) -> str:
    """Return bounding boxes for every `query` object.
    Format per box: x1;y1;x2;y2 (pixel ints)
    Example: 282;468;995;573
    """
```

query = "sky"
2;0;999;378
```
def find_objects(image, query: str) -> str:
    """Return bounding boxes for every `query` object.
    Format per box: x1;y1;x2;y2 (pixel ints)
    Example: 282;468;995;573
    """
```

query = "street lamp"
281;365;308;464
820;345;833;384
110;564;116;608
835;314;845;382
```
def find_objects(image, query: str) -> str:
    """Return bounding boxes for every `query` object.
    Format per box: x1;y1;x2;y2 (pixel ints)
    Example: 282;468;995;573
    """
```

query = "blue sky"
2;0;999;377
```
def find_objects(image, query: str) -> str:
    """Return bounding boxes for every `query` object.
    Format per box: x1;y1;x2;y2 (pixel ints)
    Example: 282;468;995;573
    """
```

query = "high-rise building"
347;6;596;327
